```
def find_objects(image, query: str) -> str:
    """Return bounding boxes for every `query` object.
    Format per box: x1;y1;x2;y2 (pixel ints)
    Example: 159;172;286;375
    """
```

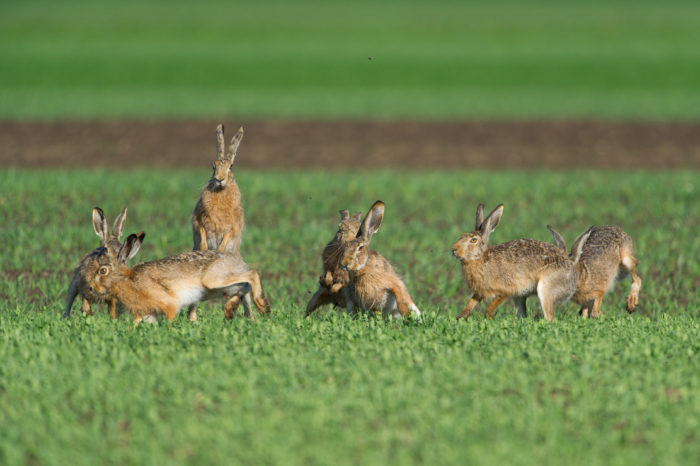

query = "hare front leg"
457;295;481;320
187;304;198;322
217;230;233;252
513;296;528;318
81;297;93;315
305;287;334;317
224;295;242;319
199;226;208;251
485;296;507;319
108;299;117;319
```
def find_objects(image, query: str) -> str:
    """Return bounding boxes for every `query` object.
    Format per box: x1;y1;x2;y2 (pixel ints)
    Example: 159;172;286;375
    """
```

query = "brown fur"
63;207;128;319
452;204;585;321
571;225;641;317
305;210;362;316
89;234;270;325
191;124;245;254
339;201;421;319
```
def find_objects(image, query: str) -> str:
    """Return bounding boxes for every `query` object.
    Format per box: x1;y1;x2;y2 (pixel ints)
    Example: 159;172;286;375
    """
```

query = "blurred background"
2;0;699;169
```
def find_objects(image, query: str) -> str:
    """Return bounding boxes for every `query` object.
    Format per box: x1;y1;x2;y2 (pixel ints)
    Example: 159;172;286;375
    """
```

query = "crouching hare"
89;233;270;324
550;225;641;317
340;200;421;319
451;204;590;321
63;207;128;319
305;209;363;316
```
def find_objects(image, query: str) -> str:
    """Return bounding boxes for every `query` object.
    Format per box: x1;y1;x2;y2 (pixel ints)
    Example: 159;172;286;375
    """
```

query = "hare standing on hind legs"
305;209;362;316
190;124;247;321
451;204;590;321
340;200;421;319
63;207;129;319
567;225;641;318
88;233;270;325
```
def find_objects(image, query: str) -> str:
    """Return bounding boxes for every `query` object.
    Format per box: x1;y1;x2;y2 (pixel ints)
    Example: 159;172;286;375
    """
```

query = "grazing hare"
88;233;270;325
305;209;362;316
63;207;128;319
339;201;421;319
192;124;245;253
451;204;590;321
566;225;642;317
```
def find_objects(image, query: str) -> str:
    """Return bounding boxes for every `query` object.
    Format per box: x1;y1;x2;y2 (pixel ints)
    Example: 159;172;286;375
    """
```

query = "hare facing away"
192;124;245;254
305;209;362;316
339;201;421;319
550;225;642;317
451;204;591;321
63;207;128;319
88;233;270;325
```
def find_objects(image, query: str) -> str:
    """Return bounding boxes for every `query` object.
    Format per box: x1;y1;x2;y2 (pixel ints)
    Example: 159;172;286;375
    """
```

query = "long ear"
339;209;350;221
547;225;566;251
215;124;226;160
111;207;127;241
475;203;485;231
570;226;594;263
357;200;385;241
351;212;363;221
479;204;503;243
227;126;244;162
118;232;145;263
93;207;109;246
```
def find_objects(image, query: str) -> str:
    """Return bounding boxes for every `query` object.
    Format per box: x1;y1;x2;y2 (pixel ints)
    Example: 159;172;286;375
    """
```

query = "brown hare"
305;209;362;316
190;124;246;321
192;124;245;254
451;204;590;321
63;207;128;319
555;225;642;318
339;200;421;319
88;233;270;325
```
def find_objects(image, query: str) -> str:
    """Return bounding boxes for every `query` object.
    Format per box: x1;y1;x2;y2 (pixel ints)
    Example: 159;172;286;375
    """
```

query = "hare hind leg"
513;296;528;318
622;255;641;313
224;295;242;319
485;296;507;319
203;270;270;315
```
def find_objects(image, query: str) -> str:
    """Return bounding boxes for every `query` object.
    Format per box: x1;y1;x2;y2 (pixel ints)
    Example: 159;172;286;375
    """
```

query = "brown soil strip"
1;119;699;169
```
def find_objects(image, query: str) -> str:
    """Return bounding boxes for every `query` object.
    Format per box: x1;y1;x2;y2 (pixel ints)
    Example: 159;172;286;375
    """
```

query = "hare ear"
93;207;109;246
475;203;485;231
111;207;127;241
118;232;145;263
547;225;567;251
570;226;594;263
227;126;244;162
339;209;350;221
351;212;363;221
480;204;503;243
215;124;226;160
357;200;385;241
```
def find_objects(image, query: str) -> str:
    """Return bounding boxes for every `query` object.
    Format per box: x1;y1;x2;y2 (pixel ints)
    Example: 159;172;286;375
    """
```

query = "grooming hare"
89;233;270;325
63;207;128;319
550;225;641;317
305;209;362;316
339;201;421;319
451;204;590;321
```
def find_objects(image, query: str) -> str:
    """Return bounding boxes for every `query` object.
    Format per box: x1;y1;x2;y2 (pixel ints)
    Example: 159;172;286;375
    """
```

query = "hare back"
579;225;632;260
348;252;411;312
131;250;250;280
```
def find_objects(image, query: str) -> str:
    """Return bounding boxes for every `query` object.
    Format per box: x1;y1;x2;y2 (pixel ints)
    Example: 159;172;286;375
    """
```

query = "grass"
1;168;699;465
2;0;700;120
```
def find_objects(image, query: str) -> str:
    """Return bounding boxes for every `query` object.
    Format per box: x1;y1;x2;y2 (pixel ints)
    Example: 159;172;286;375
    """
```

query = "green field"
2;0;700;119
1;169;699;464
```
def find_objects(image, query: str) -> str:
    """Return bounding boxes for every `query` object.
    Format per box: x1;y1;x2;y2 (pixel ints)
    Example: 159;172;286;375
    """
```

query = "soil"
1;119;699;169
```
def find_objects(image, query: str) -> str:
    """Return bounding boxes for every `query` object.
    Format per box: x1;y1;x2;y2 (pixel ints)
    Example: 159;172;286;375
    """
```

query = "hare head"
90;232;145;296
335;209;363;244
451;203;504;262
210;124;244;190
92;206;127;255
340;200;385;272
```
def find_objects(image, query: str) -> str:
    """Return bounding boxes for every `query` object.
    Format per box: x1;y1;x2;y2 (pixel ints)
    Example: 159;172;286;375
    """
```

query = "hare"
88;233;270;325
192;124;245;254
339;200;421;319
63;207;128;319
562;225;642;318
190;124;246;321
305;209;362;316
451;204;590;321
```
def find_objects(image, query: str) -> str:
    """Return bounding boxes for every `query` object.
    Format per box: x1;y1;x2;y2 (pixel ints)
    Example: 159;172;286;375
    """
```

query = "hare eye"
469;238;478;243
99;267;109;275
